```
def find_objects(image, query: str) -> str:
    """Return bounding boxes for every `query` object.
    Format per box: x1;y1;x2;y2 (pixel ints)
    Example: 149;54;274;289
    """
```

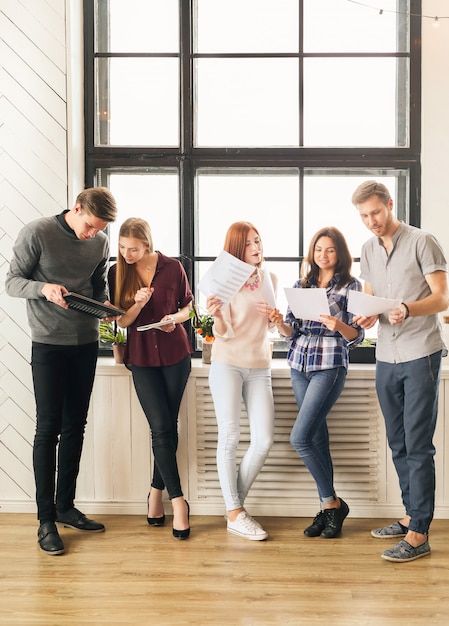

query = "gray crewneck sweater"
6;213;110;345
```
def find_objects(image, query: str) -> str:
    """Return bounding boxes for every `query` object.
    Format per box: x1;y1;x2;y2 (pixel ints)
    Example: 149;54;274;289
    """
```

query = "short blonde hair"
351;180;391;206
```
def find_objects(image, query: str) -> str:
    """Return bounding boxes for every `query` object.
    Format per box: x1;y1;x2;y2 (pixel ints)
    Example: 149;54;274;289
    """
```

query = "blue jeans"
376;352;442;535
209;362;274;511
290;367;347;506
31;341;98;523
131;355;191;500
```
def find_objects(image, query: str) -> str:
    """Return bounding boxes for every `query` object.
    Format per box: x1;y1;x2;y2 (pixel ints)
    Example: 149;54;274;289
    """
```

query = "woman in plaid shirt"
273;227;364;539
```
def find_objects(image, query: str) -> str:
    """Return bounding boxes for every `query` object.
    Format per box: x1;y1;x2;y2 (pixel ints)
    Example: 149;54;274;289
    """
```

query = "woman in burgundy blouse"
109;218;192;540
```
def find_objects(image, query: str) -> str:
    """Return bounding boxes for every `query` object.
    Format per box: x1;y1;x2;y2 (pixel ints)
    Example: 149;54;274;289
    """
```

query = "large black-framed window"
84;0;422;356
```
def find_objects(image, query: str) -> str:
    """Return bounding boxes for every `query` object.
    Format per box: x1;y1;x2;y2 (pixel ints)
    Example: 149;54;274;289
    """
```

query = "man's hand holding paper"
347;290;401;317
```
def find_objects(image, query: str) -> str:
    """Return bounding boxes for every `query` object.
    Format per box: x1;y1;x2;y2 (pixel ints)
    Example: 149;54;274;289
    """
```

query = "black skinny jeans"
131;355;191;500
31;341;98;523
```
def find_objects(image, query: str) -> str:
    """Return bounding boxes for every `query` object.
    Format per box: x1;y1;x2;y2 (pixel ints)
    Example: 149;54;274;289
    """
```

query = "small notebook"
63;292;125;319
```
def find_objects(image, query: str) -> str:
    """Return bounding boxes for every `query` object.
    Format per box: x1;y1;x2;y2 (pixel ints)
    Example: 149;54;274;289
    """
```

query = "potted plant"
189;304;214;363
349;337;376;364
100;321;127;364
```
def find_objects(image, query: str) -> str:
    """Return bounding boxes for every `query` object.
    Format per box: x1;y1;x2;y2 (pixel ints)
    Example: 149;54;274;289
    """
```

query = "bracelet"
401;302;410;319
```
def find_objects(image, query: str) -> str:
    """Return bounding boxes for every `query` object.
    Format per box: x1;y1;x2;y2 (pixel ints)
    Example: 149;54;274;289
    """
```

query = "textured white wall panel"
0;0;67;506
0;181;41;226
0;41;67;127
2;0;66;64
2;100;67;182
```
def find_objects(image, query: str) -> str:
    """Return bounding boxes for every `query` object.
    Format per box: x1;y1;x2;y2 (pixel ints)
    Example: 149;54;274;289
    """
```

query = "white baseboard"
2;500;449;519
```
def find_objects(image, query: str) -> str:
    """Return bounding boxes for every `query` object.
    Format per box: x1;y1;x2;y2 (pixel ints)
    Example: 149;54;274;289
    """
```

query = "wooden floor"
1;513;448;626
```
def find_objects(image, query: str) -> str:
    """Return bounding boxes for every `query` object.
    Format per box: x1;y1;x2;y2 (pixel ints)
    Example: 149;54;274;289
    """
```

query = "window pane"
196;170;300;257
86;2;420;355
196;59;299;147
103;170;180;257
195;0;299;53
303;58;409;147
96;0;179;53
95;58;179;146
302;172;405;260
304;0;409;53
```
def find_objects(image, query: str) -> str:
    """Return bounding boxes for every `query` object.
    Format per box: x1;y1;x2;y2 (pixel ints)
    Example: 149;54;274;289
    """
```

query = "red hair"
223;221;263;266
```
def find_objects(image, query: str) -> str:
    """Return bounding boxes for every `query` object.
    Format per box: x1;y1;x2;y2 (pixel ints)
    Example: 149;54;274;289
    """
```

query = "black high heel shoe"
146;492;166;527
172;500;190;540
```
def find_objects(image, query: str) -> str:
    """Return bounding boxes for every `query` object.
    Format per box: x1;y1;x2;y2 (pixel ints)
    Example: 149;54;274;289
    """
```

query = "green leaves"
99;321;127;345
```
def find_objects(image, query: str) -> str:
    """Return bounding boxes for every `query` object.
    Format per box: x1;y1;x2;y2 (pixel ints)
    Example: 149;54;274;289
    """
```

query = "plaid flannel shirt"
284;274;364;373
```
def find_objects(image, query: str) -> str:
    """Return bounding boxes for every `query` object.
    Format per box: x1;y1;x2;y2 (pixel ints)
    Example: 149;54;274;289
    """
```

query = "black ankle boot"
320;498;349;538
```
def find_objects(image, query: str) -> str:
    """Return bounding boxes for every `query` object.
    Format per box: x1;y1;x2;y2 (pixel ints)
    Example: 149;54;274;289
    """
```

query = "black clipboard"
63;292;125;318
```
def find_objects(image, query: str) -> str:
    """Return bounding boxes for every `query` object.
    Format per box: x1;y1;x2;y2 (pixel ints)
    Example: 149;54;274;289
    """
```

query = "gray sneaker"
381;539;430;562
371;521;408;539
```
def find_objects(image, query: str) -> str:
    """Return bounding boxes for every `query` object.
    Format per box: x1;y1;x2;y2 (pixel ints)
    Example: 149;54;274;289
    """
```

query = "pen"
147;270;151;289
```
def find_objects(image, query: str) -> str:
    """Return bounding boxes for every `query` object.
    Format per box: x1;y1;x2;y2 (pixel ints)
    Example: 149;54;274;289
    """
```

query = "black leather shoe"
304;510;326;537
173;501;190;540
38;522;65;555
320;498;350;538
56;507;105;532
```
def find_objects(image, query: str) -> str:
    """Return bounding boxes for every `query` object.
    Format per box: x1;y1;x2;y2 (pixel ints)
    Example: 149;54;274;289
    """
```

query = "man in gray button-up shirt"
352;180;449;564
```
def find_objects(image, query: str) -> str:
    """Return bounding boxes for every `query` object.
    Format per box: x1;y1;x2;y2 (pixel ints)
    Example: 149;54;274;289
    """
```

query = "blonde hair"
351;180;391;206
114;218;154;310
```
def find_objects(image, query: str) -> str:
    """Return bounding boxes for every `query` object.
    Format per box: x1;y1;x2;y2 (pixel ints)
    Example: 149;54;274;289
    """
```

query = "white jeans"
209;361;274;511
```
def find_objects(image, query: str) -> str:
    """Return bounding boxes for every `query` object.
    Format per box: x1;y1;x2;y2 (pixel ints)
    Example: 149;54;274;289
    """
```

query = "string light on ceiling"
346;0;448;27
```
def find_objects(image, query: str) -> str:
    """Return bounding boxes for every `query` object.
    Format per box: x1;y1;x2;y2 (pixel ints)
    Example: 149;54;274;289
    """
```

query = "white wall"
0;0;69;503
421;0;449;258
0;0;448;511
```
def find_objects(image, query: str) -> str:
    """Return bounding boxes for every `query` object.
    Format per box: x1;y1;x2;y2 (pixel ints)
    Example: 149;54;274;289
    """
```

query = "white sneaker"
227;511;268;541
224;508;263;529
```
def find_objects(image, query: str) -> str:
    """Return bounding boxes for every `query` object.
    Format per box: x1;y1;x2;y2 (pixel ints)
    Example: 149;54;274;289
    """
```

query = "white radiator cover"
2;360;449;519
190;375;379;507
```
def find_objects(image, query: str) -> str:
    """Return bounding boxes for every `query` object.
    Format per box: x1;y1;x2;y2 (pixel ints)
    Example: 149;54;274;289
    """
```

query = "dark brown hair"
301;227;354;289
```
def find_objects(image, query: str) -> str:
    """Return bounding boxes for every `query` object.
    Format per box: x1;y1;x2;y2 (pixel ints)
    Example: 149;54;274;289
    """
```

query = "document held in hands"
284;287;330;322
137;319;174;332
347;291;401;317
198;250;255;305
260;264;276;309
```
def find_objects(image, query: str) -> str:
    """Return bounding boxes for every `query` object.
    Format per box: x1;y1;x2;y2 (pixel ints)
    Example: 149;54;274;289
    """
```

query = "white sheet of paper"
260;265;276;309
198;250;255;305
284;287;330;322
137;319;173;332
347;291;401;316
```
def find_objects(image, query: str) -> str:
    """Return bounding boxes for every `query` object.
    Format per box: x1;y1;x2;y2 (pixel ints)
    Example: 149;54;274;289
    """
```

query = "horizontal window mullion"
193;52;410;59
86;154;420;170
94;52;179;58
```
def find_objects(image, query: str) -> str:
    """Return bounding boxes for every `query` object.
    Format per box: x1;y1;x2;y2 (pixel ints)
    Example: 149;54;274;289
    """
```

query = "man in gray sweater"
6;187;118;555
